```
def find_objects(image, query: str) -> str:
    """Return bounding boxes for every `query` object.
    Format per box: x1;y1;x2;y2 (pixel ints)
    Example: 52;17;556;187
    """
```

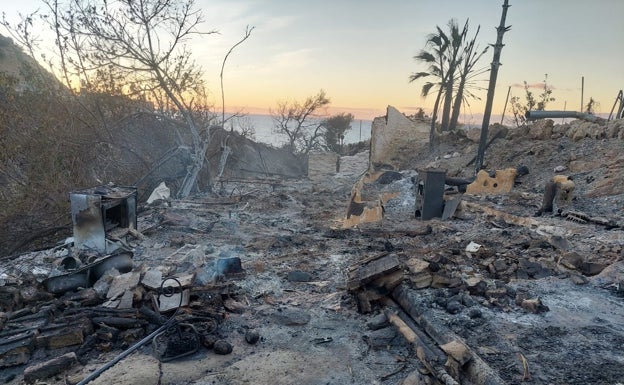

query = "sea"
227;114;372;147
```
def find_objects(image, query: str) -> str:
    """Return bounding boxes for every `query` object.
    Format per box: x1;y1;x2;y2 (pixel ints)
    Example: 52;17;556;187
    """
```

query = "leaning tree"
2;0;253;198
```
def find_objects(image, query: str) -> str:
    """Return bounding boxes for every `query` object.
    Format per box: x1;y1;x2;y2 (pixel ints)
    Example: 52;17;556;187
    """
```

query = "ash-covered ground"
1;120;623;385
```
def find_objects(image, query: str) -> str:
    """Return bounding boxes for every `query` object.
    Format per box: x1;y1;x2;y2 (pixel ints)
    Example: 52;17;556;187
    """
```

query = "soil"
1;120;623;385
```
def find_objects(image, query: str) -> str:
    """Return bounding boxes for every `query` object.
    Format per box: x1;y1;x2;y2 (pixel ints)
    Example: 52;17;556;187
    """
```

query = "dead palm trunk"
440;80;454;131
450;79;465;130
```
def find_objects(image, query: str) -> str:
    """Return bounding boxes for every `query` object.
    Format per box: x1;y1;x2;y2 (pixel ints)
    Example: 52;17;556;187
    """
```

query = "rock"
580;262;609;276
560;252;583;270
213;340;233;355
245;330;260;345
590;260;624;287
431;274;452;288
465;278;488;296
364;327;397;350
468;308;482;319
520;260;552;279
440;340;472;365
406;258;430;274
401;370;428;385
491;259;508;272
485;288;507;299
529;119;554;140
216;257;244;277
446;300;463;314
366;313;390;331
461;293;477;307
569;273;589;285
410;272;432;289
520;298;549;314
548;235;570;250
553;165;567;173
201;334;217;349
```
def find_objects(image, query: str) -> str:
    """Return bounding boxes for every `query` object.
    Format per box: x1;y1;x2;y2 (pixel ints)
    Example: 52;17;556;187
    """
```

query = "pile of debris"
0;240;258;384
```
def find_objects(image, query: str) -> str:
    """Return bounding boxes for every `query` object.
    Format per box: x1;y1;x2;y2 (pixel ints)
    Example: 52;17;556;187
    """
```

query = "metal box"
69;185;137;253
415;169;446;220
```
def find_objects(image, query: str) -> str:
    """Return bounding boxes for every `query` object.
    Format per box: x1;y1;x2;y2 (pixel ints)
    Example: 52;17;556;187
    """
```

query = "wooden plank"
23;352;77;384
348;254;400;291
391;283;508;385
385;310;459;385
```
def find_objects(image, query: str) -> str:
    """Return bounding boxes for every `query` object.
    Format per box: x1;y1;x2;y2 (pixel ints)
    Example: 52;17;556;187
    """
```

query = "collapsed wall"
370;106;429;171
344;106;430;227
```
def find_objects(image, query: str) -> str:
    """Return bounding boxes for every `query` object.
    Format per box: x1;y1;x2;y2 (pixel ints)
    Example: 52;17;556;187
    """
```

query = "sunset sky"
4;0;624;122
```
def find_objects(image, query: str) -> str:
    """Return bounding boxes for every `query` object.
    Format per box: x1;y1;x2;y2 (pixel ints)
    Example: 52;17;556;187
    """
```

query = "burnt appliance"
415;169;446;220
69;185;137;253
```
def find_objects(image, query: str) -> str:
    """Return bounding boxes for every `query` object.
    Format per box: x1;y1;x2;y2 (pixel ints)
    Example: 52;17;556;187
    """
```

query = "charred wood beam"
139;306;169;326
384;307;459;385
347;254;401;291
0;330;36;368
91;317;148;329
392;283;508;385
23;352;78;384
64;307;141;318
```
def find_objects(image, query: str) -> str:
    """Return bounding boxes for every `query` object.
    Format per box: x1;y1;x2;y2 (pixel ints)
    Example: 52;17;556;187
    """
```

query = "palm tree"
411;19;491;141
449;22;490;130
439;20;466;132
410;19;470;151
409;30;450;149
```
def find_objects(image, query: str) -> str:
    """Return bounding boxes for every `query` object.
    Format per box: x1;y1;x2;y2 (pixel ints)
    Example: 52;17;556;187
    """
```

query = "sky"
3;0;624;122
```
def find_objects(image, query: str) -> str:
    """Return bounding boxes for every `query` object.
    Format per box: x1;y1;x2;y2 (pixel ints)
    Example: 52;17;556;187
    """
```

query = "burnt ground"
1;122;624;385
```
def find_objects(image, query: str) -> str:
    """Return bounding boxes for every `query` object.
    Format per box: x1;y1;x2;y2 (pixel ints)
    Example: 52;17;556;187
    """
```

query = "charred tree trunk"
429;87;444;152
474;0;511;175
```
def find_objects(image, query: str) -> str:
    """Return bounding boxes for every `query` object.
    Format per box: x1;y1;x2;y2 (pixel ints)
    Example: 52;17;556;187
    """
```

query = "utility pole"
500;85;511;124
474;0;511;175
580;76;584;112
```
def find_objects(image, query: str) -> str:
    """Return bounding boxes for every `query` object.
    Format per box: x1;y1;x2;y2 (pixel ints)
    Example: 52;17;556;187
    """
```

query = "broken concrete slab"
107;271;141;300
140;269;163;290
153;289;190;312
465;168;518;195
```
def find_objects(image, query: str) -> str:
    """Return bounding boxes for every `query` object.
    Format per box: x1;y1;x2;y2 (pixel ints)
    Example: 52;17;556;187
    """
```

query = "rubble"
0;114;623;385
